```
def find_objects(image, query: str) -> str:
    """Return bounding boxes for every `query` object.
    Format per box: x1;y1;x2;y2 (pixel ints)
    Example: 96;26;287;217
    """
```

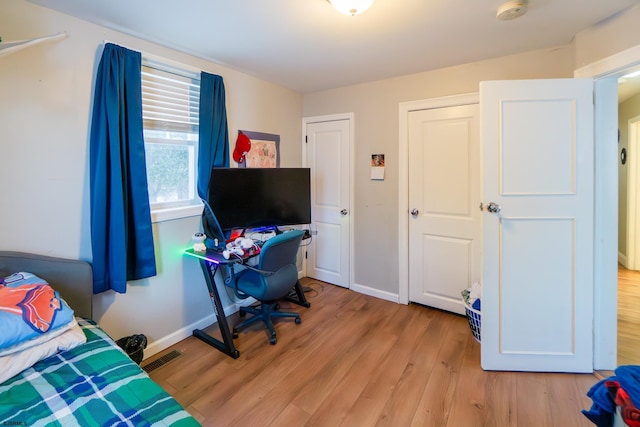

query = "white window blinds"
141;62;200;132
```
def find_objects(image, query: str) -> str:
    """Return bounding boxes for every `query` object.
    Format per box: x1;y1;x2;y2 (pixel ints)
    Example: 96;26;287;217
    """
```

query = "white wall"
0;0;303;357
302;47;575;297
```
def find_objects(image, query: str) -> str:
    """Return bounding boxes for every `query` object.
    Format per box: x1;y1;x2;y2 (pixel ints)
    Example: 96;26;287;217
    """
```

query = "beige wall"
0;0;303;354
303;47;575;295
573;4;640;70
572;3;640;267
619;93;640;263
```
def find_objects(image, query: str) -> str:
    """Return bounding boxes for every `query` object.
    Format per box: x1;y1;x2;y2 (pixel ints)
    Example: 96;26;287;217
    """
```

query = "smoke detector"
496;1;528;20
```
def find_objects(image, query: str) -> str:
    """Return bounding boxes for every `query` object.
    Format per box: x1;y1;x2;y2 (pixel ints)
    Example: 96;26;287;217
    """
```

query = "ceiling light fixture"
327;0;375;16
496;0;528;21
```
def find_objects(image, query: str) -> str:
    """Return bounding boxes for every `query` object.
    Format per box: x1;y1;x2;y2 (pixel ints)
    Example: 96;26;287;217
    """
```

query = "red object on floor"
606;380;640;427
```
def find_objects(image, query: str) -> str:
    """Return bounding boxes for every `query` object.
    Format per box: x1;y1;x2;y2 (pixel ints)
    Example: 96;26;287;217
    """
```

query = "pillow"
0;316;78;357
0;272;75;350
0;321;86;384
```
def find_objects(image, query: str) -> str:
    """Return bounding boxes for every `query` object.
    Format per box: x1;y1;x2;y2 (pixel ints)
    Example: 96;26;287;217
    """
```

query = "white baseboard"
351;282;399;303
619;252;628;267
144;315;216;360
143;300;251;360
144;282;401;359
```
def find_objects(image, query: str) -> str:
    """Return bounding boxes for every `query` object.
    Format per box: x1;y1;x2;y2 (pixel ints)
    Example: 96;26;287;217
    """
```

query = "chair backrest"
259;230;305;272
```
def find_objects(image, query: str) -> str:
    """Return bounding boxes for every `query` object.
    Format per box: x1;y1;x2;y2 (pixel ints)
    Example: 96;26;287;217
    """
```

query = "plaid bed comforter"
0;319;200;426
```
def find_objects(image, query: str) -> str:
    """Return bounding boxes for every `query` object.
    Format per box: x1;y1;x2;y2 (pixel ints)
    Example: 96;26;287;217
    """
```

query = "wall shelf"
0;32;67;57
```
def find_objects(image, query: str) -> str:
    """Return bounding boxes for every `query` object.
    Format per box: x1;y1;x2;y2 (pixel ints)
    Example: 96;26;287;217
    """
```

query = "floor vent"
142;350;182;373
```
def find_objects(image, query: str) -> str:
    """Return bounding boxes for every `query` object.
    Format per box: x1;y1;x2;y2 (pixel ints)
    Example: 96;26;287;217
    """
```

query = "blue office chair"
227;230;304;345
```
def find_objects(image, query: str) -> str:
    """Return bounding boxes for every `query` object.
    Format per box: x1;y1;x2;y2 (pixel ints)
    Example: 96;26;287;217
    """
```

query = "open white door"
481;79;594;372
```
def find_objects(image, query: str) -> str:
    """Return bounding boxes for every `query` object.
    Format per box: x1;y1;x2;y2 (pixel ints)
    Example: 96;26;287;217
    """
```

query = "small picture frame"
371;154;385;180
237;130;280;168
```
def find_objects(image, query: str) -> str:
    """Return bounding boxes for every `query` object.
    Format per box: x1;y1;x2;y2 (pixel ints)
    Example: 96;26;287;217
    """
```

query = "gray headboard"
0;251;93;320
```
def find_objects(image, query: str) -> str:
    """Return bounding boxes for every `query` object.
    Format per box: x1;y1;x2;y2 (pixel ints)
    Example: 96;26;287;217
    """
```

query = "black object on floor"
116;334;147;365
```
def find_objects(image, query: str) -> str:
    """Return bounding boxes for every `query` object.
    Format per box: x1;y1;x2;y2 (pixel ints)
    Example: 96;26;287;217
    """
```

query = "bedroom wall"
573;4;640;70
302;46;575;298
572;4;640;270
0;0;303;356
618;93;640;265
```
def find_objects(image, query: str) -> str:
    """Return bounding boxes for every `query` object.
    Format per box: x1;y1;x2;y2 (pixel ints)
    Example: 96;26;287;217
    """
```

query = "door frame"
575;43;640;370
301;113;355;287
398;93;479;305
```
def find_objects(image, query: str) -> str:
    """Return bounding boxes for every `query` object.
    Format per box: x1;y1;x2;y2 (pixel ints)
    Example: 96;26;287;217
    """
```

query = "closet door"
408;104;481;314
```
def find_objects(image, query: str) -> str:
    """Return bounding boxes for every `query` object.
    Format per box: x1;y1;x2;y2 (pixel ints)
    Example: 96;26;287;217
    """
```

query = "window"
141;60;202;221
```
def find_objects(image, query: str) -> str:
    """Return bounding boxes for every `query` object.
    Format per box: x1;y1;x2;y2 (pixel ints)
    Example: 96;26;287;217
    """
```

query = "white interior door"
481;78;594;373
305;118;351;288
408;104;481;314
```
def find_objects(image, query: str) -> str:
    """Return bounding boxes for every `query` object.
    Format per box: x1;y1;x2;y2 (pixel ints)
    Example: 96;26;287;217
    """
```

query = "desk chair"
227;230;304;345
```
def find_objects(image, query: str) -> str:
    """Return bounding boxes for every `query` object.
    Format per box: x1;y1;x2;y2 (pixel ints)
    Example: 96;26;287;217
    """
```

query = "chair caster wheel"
232;329;239;339
270;338;277;345
239;310;246;318
295;318;302;324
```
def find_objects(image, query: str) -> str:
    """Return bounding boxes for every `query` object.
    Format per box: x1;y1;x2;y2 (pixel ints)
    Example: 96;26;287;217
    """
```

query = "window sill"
151;204;203;223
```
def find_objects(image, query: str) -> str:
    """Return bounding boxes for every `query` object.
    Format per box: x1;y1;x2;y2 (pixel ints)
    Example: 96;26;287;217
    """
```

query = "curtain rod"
101;39;202;76
0;32;68;58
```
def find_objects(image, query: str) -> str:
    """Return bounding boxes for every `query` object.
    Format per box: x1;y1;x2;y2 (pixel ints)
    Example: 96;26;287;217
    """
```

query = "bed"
0;251;200;426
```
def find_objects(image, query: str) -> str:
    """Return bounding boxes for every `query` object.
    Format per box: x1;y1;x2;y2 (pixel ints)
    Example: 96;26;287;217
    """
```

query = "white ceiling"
26;0;640;93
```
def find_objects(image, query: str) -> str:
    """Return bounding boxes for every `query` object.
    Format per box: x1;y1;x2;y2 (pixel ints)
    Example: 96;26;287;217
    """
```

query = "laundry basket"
463;299;481;343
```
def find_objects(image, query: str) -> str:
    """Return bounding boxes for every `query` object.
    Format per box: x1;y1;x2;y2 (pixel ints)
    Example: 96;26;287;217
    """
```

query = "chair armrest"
238;264;276;277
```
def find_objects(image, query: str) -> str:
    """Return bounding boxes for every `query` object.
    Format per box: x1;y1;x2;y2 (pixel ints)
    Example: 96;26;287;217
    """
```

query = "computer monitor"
206;167;312;232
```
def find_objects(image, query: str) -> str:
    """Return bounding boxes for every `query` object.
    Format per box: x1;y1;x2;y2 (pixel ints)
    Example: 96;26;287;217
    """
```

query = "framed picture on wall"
236;130;280;168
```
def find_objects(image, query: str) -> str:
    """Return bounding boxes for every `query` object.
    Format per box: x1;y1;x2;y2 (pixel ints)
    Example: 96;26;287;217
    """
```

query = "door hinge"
305;135;308;143
305;251;308;259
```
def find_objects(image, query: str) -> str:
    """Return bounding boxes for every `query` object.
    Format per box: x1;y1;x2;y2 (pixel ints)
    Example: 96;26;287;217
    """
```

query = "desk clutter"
193;228;305;259
222;237;259;259
192;232;261;258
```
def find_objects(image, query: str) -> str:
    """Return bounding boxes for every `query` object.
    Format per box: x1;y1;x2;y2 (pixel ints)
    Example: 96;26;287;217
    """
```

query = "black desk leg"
286;280;311;308
192;259;240;359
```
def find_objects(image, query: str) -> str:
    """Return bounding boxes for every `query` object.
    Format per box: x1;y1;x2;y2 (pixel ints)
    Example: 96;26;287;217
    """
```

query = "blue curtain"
197;72;230;198
198;72;230;246
89;43;157;294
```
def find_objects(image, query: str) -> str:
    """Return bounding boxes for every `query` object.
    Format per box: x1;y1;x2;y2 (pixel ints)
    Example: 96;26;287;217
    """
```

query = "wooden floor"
146;278;598;427
618;264;640;366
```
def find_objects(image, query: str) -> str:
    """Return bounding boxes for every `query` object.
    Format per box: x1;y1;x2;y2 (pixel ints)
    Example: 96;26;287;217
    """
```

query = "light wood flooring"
618;264;640;366
146;278;598;427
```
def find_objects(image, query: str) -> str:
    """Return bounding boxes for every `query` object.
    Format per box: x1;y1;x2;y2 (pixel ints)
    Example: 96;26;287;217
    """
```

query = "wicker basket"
463;299;481;343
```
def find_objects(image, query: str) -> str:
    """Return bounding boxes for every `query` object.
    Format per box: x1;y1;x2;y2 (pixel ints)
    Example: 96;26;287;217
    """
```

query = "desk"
184;247;309;359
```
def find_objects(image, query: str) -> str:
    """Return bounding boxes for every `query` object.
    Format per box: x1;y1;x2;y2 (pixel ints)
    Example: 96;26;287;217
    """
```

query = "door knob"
487;202;501;214
340;209;349;216
411;209;419;217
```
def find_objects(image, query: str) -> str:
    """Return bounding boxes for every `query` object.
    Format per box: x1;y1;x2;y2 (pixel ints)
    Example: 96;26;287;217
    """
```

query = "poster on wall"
371;153;385;180
233;130;280;168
